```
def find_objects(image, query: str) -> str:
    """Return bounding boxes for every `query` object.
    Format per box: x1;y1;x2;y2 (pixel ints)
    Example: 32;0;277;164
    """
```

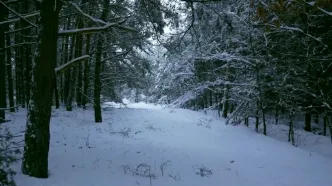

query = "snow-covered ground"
6;102;332;186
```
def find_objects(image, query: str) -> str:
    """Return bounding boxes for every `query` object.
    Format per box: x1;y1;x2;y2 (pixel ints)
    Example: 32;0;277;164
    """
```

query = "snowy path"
10;103;332;186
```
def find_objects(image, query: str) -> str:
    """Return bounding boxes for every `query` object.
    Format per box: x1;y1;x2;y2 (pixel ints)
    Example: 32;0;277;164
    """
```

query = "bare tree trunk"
94;0;110;122
82;33;91;109
323;114;327;136
0;3;6;122
255;99;259;132
6;25;15;112
304;112;312;132
66;35;75;111
222;65;230;118
22;0;62;178
275;104;279;124
23;0;32;108
288;110;295;146
75;17;84;107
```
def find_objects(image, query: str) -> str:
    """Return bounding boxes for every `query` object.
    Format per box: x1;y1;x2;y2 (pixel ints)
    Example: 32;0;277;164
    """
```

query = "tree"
22;0;62;177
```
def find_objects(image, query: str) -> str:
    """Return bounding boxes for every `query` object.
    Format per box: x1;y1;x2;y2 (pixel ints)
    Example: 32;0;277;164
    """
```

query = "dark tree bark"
23;0;32;107
82;33;91;109
75;17;84;107
0;3;6;122
275;105;279;124
6;25;15;112
304;112;312;132
94;0;110;122
65;35;75;111
288;111;295;146
54;77;60;109
323;114;327;136
22;0;62;178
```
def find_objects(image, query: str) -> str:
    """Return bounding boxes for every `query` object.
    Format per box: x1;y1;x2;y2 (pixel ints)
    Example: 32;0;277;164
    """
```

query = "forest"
0;0;332;185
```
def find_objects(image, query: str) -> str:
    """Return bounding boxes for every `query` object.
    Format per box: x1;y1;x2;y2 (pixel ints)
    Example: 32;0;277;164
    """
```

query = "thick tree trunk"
0;4;6;122
22;0;62;178
304;112;312;132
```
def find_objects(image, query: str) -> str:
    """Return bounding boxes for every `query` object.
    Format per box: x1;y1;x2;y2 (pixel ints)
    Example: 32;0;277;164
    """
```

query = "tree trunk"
0;4;6;122
6;28;15;112
222;65;230;118
54;77;60;109
275;105;279;124
288;111;295;146
75;17;84;107
255;99;259;132
323;114;327;136
23;0;32;107
94;35;103;122
22;0;62;178
94;0;110;123
66;35;75;111
82;33;91;109
304;112;312;132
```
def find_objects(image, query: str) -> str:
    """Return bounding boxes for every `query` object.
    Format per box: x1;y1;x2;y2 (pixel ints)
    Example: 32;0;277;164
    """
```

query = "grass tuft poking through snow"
5;102;332;186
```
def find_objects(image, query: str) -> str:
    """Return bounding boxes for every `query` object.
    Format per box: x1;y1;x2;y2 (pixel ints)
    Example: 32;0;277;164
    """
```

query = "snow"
6;102;332;186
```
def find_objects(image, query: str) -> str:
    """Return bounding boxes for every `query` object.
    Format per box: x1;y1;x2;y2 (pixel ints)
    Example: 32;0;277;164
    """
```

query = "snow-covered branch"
55;55;90;73
67;1;107;25
58;21;136;36
268;24;328;48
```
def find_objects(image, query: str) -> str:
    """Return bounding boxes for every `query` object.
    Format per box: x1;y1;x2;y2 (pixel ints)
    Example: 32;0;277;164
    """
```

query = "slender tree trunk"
255;99;259;132
288;110;295;146
75;17;84;107
66;35;75;111
82;34;91;109
54;77;59;109
6;27;15;112
222;65;230;118
22;0;62;178
23;0;32;107
304;112;312;132
323;114;327;136
275;104;279;124
94;0;110;122
0;4;6;121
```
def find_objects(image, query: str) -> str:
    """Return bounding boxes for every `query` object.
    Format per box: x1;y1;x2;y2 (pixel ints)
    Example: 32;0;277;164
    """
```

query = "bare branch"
0;12;39;26
5;26;32;34
0;1;37;27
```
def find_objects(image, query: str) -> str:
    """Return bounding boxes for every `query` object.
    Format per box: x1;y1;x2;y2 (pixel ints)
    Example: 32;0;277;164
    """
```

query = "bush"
0;125;19;186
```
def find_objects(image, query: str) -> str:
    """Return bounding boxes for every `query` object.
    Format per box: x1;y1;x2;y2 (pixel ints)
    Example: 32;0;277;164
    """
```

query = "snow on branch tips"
58;2;136;36
55;55;90;74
